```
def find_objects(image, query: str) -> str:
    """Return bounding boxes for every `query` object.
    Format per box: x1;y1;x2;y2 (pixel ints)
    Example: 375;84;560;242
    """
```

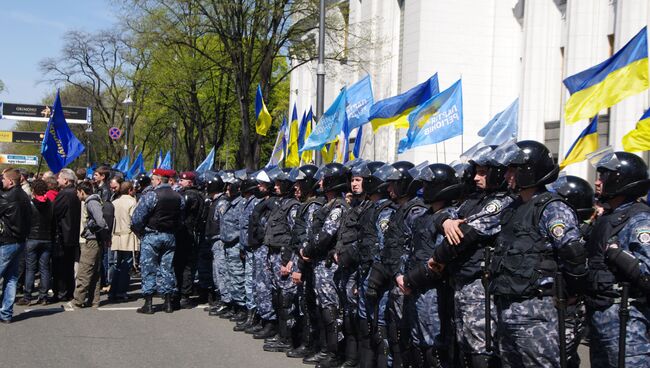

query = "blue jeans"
110;251;133;297
24;239;51;300
101;247;116;287
0;242;25;320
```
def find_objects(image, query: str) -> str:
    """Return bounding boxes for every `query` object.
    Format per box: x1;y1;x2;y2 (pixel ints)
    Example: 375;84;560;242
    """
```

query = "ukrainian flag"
560;115;599;169
369;74;439;132
622;108;650;152
255;84;272;136
564;27;649;125
321;141;336;164
299;108;314;163
285;104;300;167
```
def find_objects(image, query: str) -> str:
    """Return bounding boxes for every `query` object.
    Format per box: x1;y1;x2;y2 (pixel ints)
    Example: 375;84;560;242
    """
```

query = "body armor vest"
248;197;278;249
382;198;426;276
291;197;325;251
264;197;299;249
359;199;396;273
308;197;349;261
181;187;204;233
586;202;650;308
203;195;221;239
336;200;372;268
147;186;182;233
408;210;444;290
490;192;563;298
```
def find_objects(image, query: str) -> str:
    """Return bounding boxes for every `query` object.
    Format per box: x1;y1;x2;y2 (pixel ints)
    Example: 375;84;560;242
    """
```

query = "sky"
0;0;117;105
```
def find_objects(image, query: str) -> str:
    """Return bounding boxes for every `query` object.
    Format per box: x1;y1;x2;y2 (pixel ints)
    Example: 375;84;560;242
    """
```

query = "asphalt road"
1;286;591;368
2;296;305;368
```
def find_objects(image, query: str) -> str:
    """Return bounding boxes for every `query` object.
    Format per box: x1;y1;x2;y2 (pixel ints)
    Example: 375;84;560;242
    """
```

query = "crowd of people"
0;139;649;368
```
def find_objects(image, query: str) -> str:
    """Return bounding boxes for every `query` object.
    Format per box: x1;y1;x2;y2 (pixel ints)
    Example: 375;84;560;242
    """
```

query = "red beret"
180;171;196;181
152;168;176;178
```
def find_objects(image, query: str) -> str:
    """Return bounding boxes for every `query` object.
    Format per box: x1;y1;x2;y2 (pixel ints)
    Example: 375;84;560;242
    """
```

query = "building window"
545;121;560;163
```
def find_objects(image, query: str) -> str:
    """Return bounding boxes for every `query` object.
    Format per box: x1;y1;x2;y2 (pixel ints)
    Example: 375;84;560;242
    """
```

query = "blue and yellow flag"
398;80;463;153
564;27;648;125
285;104;300;167
321;141;336;164
369;74;439;132
622;108;650;152
266;116;288;168
301;88;348;152
560;115;599;169
40;90;86;173
299;108;314;163
255;84;272;136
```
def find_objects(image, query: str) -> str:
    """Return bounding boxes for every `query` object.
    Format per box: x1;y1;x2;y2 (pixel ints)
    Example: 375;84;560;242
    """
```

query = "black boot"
303;351;329;365
196;288;209;304
263;311;292;352
164;294;174;313
180;295;193;309
287;314;316;358
229;306;247;322
253;320;277;339
234;309;256;331
340;335;359;367
315;352;343;368
209;302;229;316
315;307;343;368
136;295;154;314
245;317;264;334
219;304;236;319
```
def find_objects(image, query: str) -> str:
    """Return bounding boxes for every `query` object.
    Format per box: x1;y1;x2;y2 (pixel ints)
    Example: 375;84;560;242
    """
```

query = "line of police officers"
128;140;650;368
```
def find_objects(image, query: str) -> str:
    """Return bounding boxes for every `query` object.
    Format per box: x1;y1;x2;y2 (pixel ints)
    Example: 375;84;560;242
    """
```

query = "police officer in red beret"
131;169;185;314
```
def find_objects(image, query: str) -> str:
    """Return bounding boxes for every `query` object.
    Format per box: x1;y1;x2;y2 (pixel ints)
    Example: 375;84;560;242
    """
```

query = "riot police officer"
198;172;226;310
367;161;428;368
131;168;184;314
175;171;205;309
262;168;300;351
585;149;650;367
487;140;584;367
355;161;397;368
286;165;325;361
301;163;350;368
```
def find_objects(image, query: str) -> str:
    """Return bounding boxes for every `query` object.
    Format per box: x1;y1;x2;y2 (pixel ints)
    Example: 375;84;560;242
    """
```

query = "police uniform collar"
156;183;172;189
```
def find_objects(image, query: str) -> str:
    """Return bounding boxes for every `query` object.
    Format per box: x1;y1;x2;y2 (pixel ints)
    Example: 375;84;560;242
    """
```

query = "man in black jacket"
52;168;81;302
0;168;32;323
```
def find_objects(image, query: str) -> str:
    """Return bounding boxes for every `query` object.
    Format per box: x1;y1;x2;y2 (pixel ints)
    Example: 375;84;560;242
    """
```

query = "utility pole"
315;0;326;164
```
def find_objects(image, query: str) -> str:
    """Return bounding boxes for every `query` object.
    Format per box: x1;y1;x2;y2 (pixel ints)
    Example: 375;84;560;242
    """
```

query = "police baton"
482;246;492;353
555;271;567;368
618;282;630;368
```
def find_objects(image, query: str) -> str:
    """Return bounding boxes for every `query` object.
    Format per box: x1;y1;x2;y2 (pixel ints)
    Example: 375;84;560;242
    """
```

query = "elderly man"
52;168;82;302
0;168;31;323
131;169;184;314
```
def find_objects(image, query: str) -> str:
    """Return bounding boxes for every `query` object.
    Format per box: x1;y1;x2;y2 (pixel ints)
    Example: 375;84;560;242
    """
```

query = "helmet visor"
265;167;283;182
485;140;523;167
234;169;249;181
289;167;306;182
468;145;494;166
409;161;430;180
373;164;402;182
546;172;570;196
351;161;372;178
221;171;235;183
586;146;620;171
255;169;272;184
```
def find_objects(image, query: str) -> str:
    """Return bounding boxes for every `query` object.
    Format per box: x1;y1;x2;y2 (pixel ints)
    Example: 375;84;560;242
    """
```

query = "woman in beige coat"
108;181;139;302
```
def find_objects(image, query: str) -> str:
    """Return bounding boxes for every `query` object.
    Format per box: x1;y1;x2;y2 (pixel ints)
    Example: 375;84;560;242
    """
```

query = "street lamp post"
85;123;93;167
172;121;178;169
122;94;134;160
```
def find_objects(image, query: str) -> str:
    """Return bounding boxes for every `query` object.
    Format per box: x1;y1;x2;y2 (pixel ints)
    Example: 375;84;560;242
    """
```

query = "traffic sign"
109;127;122;140
0;154;39;165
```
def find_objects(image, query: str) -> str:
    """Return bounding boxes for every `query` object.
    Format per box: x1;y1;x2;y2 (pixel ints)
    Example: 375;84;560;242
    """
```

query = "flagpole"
435;144;439;162
443;141;447;163
36;155;44;177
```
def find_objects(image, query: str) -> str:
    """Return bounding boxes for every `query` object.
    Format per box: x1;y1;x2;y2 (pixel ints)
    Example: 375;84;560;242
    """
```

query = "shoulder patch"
329;208;342;222
484;200;502;214
379;218;390;232
636;229;650;244
549;221;566;239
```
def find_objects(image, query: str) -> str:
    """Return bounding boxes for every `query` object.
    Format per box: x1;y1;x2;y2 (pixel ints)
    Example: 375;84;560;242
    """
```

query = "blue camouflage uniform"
357;199;396;367
381;197;428;368
491;192;581;368
239;195;261;310
211;194;231;302
441;191;513;364
250;197;278;321
220;195;245;307
131;183;185;296
586;200;650;367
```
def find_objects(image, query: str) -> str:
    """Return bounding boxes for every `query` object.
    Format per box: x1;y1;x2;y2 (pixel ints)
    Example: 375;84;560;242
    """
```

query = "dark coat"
0;186;31;245
54;186;81;247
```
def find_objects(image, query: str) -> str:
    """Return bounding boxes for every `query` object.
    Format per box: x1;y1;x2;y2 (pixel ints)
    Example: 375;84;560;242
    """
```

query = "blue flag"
266;117;288;168
40;90;86;173
160;151;172;169
85;164;96;180
114;156;130;173
346;75;374;130
196;146;215;172
399;80;463;153
301;88;348;152
353;125;363;158
153;149;163;169
478;98;519;145
126;152;145;179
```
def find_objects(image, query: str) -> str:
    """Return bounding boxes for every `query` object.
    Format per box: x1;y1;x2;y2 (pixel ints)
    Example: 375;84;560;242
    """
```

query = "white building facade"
288;0;650;178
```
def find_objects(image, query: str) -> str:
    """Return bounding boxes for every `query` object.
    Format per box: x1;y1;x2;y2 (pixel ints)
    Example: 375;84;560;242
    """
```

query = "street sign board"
0;102;90;124
0;131;45;144
0;154;39;165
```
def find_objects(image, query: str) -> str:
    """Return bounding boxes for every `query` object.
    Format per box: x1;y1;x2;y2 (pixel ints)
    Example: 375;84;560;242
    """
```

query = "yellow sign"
0;131;11;143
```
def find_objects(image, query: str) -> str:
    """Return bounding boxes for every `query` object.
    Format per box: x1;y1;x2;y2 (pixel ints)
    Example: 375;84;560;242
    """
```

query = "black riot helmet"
222;171;241;197
451;160;476;197
548;175;595;221
416;163;462;204
235;169;257;195
205;171;224;194
373;161;415;199
290;164;319;198
469;144;507;190
134;173;151;193
269;167;294;196
254;169;274;197
315;163;349;193
353;161;387;196
507;140;559;190
589;148;650;201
